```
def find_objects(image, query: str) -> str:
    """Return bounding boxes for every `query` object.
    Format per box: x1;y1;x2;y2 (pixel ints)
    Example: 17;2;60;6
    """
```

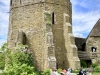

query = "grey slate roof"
75;37;86;51
89;19;100;37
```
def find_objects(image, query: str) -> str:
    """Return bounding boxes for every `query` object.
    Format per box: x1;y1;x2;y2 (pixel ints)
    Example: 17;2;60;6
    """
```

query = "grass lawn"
92;72;100;75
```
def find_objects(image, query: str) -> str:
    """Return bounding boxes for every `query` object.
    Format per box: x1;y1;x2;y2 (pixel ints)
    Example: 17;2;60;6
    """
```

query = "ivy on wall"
44;12;52;26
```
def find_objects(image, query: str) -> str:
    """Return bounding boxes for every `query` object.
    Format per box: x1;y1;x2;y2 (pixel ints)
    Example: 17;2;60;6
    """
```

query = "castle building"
7;0;80;71
8;0;100;71
75;19;100;67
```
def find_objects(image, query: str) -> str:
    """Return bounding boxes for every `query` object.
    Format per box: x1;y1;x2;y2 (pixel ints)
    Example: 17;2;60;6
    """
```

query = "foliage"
0;43;8;51
44;12;52;26
0;43;42;75
0;43;7;70
94;66;100;72
42;69;51;75
0;43;54;75
96;60;100;66
72;70;79;73
90;63;98;68
2;64;35;75
0;53;5;70
80;60;87;68
57;68;62;74
92;72;100;75
7;43;33;66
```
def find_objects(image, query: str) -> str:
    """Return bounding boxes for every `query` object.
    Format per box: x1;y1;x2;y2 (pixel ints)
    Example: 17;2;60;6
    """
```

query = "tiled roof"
89;19;100;36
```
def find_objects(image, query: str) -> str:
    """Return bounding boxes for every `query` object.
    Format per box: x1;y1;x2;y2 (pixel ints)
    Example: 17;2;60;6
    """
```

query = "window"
23;34;27;45
10;0;12;5
52;12;55;24
91;47;97;52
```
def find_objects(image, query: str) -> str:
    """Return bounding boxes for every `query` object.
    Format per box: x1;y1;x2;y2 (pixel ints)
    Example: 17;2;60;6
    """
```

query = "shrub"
90;63;98;68
72;70;79;73
96;60;100;66
57;68;62;74
0;53;5;70
80;60;87;68
0;43;55;75
0;43;8;70
0;43;41;75
94;66;100;72
42;69;51;75
2;64;36;75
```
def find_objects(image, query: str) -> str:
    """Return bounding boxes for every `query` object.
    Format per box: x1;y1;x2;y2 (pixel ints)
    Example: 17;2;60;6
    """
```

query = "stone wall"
86;36;100;63
8;1;48;71
8;0;80;71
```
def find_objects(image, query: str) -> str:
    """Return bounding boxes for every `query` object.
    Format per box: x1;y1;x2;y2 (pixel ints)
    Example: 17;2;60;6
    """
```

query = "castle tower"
8;0;80;71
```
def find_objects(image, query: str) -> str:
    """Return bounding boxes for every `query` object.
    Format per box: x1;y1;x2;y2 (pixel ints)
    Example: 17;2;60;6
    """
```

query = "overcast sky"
0;0;100;47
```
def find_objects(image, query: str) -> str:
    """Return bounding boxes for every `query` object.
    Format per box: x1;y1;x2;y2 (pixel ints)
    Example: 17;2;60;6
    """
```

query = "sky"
70;0;100;38
0;0;100;47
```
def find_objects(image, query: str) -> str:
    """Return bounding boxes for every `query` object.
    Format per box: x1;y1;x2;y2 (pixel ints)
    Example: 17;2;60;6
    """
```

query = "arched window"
91;47;97;52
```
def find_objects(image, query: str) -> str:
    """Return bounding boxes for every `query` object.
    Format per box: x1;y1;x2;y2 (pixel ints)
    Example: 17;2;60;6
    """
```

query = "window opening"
91;47;97;52
23;34;27;45
10;0;12;5
52;12;55;24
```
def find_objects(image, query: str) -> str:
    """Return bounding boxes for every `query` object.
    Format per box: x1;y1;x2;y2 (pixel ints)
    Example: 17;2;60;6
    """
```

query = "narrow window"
10;0;12;6
52;12;55;24
23;34;27;45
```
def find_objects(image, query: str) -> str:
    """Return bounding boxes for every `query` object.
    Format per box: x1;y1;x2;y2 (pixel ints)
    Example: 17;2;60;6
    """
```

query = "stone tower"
8;0;80;71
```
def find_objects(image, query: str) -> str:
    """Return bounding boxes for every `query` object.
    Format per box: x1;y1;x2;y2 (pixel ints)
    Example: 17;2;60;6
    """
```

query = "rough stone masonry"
8;0;80;71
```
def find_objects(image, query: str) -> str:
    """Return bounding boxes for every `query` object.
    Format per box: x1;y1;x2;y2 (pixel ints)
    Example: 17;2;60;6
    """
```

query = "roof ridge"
88;18;100;37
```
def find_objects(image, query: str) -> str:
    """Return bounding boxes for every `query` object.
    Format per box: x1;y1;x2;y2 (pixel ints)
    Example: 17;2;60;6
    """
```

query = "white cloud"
0;0;10;6
73;33;84;38
73;10;100;32
71;0;100;38
73;11;100;38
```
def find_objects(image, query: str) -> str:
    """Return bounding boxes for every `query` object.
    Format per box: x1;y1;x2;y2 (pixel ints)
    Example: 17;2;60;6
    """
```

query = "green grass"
92;72;100;75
